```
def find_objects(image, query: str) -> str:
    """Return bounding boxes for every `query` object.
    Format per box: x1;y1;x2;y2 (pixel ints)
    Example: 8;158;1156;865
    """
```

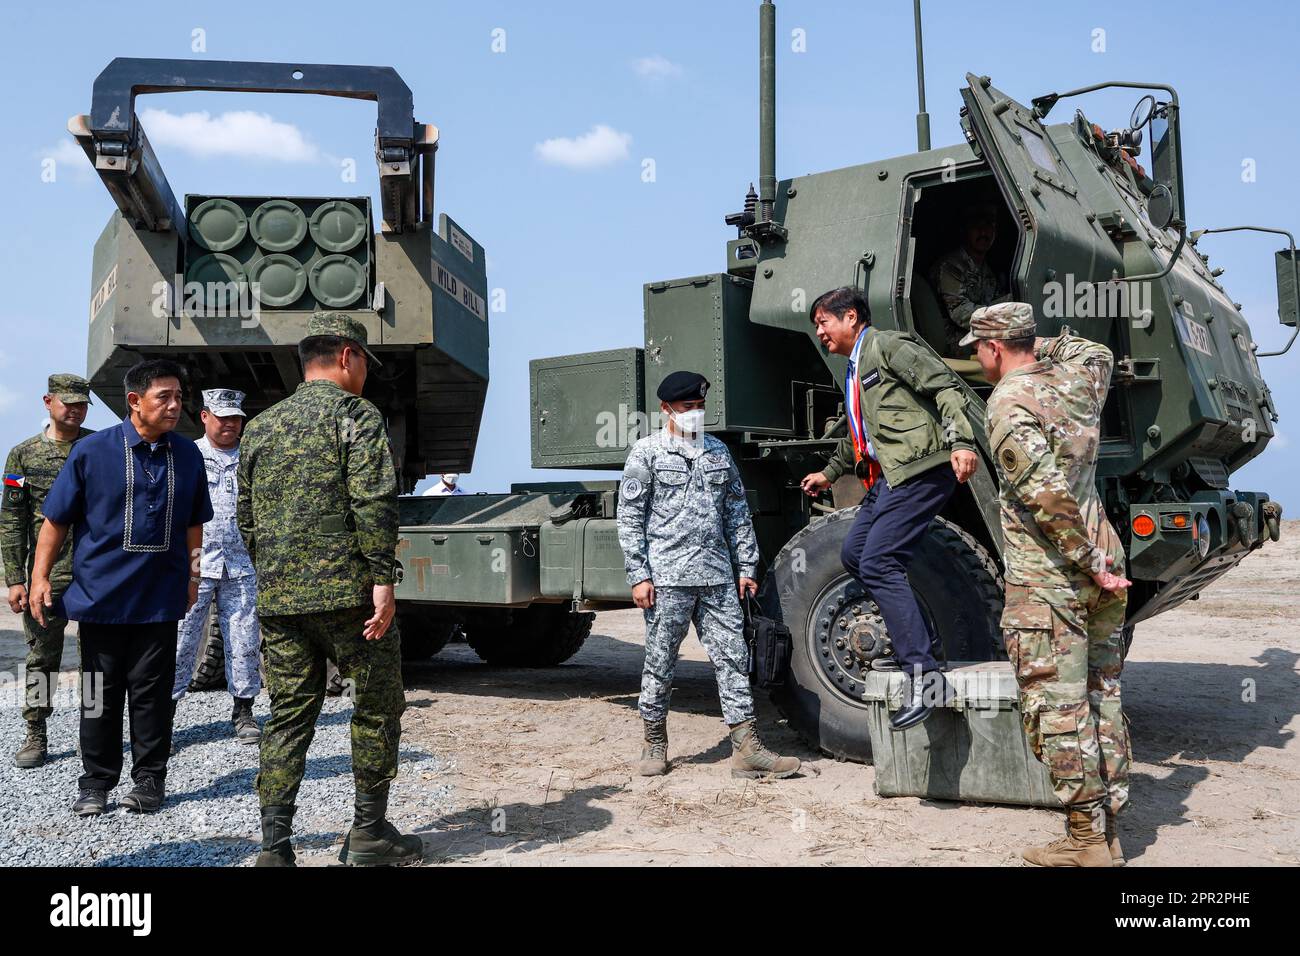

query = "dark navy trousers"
839;463;957;673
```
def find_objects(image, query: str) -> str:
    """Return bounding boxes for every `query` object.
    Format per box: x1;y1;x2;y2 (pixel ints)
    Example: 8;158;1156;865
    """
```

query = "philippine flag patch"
3;474;24;488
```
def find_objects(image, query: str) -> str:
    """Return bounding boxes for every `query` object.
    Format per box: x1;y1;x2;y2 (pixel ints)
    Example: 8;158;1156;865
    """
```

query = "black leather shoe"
72;788;108;816
890;671;936;731
120;776;165;813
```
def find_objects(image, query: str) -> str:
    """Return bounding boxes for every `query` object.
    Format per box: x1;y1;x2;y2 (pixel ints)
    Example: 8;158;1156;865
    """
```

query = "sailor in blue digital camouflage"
172;388;262;745
2;373;94;769
237;312;422;867
969;302;1131;867
617;370;799;780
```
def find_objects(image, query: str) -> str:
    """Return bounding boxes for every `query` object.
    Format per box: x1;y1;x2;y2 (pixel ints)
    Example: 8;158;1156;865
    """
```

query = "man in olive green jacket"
800;287;978;730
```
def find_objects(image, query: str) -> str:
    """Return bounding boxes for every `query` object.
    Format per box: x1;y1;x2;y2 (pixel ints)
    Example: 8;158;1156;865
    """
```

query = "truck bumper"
1128;490;1280;620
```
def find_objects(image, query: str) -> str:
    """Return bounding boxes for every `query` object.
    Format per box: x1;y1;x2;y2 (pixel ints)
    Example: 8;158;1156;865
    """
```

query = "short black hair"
298;334;349;369
809;287;870;327
123;359;186;398
1001;337;1036;354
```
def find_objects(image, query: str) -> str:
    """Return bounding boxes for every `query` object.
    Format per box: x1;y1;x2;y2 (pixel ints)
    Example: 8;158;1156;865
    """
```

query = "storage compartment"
642;272;827;435
531;348;645;468
395;523;540;606
863;661;1057;807
540;517;631;602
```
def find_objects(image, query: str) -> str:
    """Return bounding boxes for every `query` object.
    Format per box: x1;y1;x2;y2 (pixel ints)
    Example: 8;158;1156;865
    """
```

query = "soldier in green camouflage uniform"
237;312;421;867
967;302;1131;867
927;201;1009;358
2;374;94;768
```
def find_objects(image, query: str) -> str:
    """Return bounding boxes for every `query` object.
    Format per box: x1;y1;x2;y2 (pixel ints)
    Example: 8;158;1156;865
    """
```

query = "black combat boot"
231;697;261;745
14;719;48;769
338;787;424;866
255;805;297;867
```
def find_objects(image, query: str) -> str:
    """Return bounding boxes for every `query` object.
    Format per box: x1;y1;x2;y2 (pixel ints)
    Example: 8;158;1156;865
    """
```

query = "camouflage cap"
202;387;247;417
48;373;93;405
304;311;383;368
959;302;1036;347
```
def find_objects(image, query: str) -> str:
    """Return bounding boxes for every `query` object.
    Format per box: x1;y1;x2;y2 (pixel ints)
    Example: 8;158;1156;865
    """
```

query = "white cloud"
534;124;631;169
138;108;321;163
632;55;684;80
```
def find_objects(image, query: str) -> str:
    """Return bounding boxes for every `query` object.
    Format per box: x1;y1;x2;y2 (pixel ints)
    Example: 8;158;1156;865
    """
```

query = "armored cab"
74;58;488;491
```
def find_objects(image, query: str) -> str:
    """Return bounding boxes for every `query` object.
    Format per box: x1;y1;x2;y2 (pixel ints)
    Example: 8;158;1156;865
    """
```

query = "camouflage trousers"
21;603;74;723
1002;580;1129;814
639;584;754;726
255;604;405;808
173;573;261;701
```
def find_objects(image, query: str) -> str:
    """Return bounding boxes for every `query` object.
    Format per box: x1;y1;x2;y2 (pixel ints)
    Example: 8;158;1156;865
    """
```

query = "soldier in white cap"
172;388;262;743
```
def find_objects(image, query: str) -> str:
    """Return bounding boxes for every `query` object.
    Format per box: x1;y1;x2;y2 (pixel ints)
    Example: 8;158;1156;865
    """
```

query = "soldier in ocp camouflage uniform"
966;302;1132;867
927;200;1009;357
2;374;94;768
617;370;799;780
237;312;421;867
172;388;262;744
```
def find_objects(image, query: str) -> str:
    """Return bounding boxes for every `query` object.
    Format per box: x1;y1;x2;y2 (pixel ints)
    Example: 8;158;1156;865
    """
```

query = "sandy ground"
3;522;1297;866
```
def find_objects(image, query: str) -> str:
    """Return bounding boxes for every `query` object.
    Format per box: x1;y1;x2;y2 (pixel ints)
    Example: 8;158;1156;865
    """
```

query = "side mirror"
1278;248;1299;328
1130;94;1156;130
1148;104;1185;229
1147;184;1175;231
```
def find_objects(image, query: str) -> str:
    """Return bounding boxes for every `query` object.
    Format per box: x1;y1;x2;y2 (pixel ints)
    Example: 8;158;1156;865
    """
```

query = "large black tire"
187;611;227;692
463;604;594;667
768;510;1004;763
397;606;458;661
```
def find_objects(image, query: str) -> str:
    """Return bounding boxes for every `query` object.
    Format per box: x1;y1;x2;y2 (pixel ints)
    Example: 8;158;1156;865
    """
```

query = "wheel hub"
810;577;892;700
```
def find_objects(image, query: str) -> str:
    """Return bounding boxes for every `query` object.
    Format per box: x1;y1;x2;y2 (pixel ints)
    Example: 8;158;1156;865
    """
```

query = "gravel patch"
0;675;453;866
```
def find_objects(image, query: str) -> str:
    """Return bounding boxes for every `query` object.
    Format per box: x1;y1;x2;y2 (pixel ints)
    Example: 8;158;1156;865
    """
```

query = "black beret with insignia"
657;370;710;403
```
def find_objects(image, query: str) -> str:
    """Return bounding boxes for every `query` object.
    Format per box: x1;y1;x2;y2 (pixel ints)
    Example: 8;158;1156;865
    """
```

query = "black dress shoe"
72;788;108;816
890;671;938;731
120;776;165;813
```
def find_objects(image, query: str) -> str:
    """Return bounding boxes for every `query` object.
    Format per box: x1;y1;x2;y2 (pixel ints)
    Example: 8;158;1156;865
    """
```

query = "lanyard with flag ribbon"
845;329;882;491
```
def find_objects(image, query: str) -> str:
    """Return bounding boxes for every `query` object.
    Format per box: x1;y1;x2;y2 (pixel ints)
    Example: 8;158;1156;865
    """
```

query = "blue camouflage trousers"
639;584;754;726
173;572;262;700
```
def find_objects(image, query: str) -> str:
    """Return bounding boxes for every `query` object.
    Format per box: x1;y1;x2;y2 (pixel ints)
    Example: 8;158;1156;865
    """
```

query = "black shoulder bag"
743;596;792;688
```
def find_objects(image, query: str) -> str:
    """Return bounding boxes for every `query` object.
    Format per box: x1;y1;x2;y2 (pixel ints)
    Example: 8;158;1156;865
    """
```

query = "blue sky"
1;0;1297;499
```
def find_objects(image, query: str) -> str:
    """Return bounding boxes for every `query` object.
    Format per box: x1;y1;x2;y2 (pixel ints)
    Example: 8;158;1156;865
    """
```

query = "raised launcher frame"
73;58;489;490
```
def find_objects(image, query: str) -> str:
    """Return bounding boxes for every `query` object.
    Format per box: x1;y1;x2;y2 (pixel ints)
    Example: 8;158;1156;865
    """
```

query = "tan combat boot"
728;719;800;780
1106;811;1125;866
1022;806;1112;867
636;719;669;776
13;719;48;769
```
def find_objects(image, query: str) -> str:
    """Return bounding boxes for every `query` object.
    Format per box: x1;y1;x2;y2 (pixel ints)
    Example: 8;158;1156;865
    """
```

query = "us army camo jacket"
237;379;397;615
1;427;93;589
986;332;1124;587
195;436;254;579
617;429;759;588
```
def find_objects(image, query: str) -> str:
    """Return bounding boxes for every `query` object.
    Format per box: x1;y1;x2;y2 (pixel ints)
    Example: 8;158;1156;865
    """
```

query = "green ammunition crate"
539;517;631;602
863;662;1057;807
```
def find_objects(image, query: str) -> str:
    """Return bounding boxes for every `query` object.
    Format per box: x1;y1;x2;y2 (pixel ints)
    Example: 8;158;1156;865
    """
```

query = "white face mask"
442;474;459;486
670;408;706;435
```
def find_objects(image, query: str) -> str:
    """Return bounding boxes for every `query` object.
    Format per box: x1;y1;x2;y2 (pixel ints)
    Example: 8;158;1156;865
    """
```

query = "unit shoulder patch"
621;477;644;501
992;426;1033;484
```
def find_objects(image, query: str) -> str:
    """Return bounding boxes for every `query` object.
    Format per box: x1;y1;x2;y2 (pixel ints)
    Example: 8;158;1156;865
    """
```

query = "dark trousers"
840;464;957;672
78;621;178;791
